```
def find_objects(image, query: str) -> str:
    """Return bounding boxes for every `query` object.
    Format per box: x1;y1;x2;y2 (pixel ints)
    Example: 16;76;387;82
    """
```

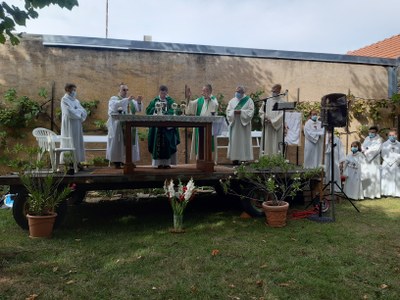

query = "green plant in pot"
221;154;322;227
11;146;74;238
20;168;73;238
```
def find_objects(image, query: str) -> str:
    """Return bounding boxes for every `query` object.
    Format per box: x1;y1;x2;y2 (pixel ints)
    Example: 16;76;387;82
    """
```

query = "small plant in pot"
12;147;74;238
221;154;322;227
20;169;73;238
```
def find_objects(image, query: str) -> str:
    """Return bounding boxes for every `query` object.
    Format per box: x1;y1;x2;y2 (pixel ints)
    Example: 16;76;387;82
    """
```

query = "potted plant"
12;147;74;238
20;168;73;238
221;154;322;227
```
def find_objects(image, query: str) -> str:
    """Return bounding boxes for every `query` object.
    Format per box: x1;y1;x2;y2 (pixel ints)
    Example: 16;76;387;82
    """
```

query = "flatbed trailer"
1;164;321;230
0;164;235;229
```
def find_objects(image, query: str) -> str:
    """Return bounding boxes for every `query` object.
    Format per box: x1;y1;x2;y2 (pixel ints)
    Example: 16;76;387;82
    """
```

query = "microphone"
258;91;288;102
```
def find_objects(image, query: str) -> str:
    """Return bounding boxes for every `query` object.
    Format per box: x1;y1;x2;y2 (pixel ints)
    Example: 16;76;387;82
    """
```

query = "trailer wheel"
240;189;266;217
12;192;68;230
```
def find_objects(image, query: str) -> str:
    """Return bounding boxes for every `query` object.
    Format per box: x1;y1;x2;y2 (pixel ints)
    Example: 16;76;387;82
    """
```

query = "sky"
8;0;400;54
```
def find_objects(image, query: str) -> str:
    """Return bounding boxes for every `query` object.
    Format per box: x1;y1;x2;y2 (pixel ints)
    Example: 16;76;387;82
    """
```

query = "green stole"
129;100;137;145
234;96;250;110
194;96;215;154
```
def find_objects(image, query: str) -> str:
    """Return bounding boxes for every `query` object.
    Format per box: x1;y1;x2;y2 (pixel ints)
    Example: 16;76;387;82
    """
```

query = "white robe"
187;96;219;163
106;96;142;163
303;119;325;168
226;96;254;161
381;139;400;197
324;135;345;192
259;96;284;156
361;136;382;199
343;152;366;200
60;94;87;163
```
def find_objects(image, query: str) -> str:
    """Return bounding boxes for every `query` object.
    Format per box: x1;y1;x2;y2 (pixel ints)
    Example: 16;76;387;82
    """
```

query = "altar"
112;114;227;174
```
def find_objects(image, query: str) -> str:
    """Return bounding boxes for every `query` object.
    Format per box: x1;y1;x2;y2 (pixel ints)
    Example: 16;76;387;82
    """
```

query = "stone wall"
0;34;397;166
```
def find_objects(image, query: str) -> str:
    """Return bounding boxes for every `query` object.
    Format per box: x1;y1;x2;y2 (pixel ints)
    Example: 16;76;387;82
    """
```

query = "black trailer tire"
12;190;29;230
240;189;266;217
12;193;68;230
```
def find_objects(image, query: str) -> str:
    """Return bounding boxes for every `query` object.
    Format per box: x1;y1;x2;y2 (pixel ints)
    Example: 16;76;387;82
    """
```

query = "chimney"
143;35;152;42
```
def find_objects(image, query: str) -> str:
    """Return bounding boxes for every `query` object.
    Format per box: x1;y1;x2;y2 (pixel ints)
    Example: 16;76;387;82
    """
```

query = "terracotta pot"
26;213;57;238
262;201;289;227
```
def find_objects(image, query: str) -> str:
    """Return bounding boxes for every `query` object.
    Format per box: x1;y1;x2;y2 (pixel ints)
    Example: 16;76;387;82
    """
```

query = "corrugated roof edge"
42;34;398;67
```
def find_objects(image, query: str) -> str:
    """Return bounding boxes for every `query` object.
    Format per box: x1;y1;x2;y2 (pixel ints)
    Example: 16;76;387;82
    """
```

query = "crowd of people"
303;110;400;200
59;82;400;200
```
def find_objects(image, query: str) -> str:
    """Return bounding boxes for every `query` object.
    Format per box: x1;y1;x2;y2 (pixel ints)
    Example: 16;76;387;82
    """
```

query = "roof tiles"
347;34;400;59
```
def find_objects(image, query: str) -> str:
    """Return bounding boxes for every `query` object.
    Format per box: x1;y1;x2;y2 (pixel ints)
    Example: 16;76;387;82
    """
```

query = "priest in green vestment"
186;84;219;163
226;85;254;164
146;85;180;168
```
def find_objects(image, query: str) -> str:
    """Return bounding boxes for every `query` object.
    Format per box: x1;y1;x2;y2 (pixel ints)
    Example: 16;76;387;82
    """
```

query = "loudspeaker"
320;93;347;128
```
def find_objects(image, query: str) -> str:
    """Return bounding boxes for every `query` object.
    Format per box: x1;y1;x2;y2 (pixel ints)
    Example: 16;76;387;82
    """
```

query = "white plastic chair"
32;127;78;173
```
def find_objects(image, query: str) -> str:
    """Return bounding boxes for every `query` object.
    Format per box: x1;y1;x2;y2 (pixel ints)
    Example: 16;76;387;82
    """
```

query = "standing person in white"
343;141;366;200
324;132;345;192
303;110;325;168
259;84;284;157
60;83;87;169
226;86;254;164
106;83;142;169
361;126;382;199
381;129;400;197
186;84;219;163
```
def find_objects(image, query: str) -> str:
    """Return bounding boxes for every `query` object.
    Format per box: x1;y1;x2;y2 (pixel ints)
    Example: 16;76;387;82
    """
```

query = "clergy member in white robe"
324;132;345;192
303;110;325;168
60;83;87;166
259;84;284;157
381;130;400;197
361;126;382;199
187;84;219;163
343;141;366;200
106;83;142;168
226;86;254;164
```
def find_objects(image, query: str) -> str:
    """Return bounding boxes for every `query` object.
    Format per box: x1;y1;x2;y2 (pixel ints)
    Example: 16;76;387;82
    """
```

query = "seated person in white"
343;141;366;200
381;129;400;197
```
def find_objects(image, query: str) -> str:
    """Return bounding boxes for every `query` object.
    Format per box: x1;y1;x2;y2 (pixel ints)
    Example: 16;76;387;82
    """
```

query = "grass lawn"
0;194;399;300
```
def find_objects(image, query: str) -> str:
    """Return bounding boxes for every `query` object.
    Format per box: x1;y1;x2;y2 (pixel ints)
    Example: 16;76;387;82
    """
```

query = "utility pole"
106;0;109;38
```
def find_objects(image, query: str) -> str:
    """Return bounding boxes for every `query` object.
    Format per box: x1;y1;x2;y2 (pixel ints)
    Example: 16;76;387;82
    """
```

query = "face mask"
369;133;376;139
235;92;243;99
70;91;76;98
311;115;318;122
389;136;396;142
351;147;358;153
272;92;279;97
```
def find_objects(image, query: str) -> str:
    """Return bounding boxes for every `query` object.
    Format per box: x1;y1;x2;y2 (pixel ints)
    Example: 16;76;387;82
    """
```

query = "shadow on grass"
63;192;243;233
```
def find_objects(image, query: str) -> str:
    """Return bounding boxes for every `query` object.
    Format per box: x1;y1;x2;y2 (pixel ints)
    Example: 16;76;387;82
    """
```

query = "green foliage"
0;0;78;45
93;119;107;131
20;171;72;215
81;99;99;116
90;156;109;167
295;101;321;122
7;143;72;215
0;88;43;138
249;90;264;131
221;154;322;206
